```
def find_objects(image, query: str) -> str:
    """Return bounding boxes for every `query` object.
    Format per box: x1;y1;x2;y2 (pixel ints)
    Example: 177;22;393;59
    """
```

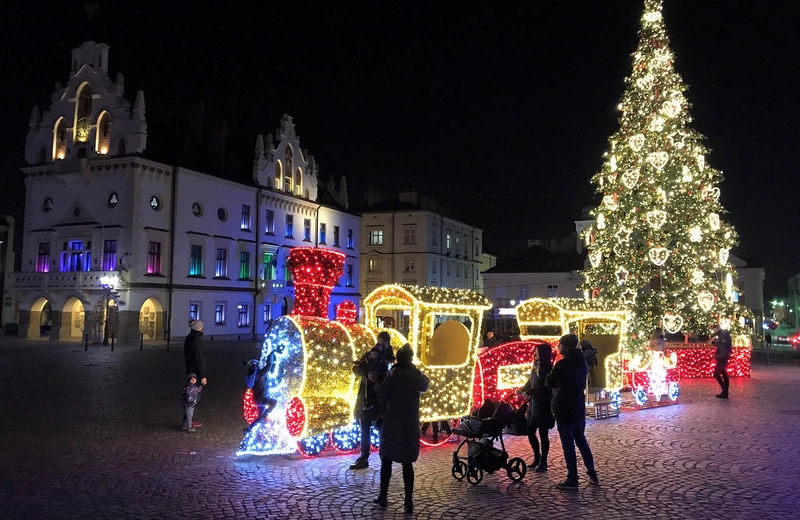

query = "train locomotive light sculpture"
237;248;493;457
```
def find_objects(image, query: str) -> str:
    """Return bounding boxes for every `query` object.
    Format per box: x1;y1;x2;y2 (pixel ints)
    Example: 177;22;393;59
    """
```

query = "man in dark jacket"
184;320;207;429
349;332;391;470
546;334;598;489
712;325;732;398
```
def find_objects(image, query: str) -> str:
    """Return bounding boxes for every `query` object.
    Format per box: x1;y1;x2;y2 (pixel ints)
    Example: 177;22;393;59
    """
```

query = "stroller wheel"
466;466;484;486
506;457;527;481
451;461;468;481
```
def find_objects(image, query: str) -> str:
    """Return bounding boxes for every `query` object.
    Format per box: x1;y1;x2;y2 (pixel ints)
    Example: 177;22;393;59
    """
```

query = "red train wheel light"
286;397;306;437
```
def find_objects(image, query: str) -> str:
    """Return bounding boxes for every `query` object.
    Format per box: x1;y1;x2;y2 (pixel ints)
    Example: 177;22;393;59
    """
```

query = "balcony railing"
6;271;123;289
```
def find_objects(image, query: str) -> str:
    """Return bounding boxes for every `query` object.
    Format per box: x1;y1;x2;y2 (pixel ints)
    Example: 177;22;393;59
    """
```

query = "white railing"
7;271;123;289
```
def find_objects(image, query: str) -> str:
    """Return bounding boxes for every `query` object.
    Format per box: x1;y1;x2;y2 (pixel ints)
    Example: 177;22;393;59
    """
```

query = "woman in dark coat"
374;344;430;513
517;342;555;471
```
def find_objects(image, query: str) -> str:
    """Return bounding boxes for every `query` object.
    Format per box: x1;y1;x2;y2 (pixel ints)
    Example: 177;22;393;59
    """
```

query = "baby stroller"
451;400;527;485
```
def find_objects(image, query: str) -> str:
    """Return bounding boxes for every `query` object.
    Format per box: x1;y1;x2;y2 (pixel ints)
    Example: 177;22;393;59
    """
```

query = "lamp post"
99;275;118;345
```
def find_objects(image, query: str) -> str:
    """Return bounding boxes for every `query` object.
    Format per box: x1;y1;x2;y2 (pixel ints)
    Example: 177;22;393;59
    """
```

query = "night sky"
1;1;797;296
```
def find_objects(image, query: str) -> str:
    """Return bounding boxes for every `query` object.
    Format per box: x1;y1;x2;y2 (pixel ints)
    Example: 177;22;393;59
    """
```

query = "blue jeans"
556;420;595;482
360;407;380;458
183;388;202;429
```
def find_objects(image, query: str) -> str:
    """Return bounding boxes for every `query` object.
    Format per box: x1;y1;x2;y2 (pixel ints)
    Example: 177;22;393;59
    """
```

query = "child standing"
182;373;202;432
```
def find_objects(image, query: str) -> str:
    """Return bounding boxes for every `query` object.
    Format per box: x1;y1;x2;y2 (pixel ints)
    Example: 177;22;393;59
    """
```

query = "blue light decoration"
236;318;305;456
634;386;648;407
370;424;381;450
297;433;330;457
330;420;361;453
609;391;622;410
668;381;680;401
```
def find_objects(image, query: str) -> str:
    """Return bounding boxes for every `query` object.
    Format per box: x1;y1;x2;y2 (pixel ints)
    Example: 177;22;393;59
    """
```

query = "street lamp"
99;275;118;345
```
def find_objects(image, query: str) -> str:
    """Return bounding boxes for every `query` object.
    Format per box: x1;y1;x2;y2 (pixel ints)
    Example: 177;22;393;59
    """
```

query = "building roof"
484;246;586;274
358;200;428;213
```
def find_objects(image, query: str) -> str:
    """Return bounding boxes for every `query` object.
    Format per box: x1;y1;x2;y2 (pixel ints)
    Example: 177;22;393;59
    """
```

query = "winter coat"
184;330;207;380
378;363;430;464
713;329;733;360
182;383;202;407
520;343;555;430
353;353;389;418
546;348;588;423
583;347;599;368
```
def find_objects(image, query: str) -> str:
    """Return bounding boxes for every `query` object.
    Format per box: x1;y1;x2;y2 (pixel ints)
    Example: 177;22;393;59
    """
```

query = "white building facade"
6;41;360;342
360;190;484;298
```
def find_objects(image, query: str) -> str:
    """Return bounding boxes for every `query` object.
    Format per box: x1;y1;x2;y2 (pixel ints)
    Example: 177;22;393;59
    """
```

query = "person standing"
546;334;599;489
184;320;207;429
349;332;392;470
580;339;599;389
181;373;202;432
712;325;732;398
374;344;430;514
517;342;554;471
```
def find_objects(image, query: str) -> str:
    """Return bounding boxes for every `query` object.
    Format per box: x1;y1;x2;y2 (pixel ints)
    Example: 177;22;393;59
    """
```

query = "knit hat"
189;319;204;331
559;334;579;351
187;373;197;380
396;343;414;365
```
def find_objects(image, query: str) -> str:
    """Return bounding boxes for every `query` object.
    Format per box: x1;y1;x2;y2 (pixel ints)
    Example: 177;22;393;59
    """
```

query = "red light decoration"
335;300;357;325
243;389;260;424
286;396;306;437
287;247;346;318
622;359;680;389
666;345;752;378
472;341;556;409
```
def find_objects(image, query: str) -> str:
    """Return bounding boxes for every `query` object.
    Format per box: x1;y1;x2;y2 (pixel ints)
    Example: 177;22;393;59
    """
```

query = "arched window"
117;139;127;155
96;111;111;154
284;145;293;192
295;167;302;195
275;161;283;190
75;83;93;143
53;118;67;160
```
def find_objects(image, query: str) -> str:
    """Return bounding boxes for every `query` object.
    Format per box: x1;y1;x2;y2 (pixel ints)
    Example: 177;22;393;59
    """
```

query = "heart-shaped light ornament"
697;154;705;172
662;100;681;118
689;226;703;243
663;314;684;334
647;151;669;170
709;213;720;230
698;291;714;312
650;116;665;132
718;248;729;265
635;74;654;91
621;169;640;189
629;134;645;152
646;210;667;229
691;269;704;285
603;195;618;211
648;247;669;266
588;250;603;268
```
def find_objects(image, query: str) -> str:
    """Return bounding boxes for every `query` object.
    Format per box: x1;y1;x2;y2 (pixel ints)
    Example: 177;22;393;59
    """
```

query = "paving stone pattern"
1;339;799;519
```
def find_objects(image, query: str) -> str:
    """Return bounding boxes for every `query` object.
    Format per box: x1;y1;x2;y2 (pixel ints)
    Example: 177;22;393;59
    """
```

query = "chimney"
287;247;346;318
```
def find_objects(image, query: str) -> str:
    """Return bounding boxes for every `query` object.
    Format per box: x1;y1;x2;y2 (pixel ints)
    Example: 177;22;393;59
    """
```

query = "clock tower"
24;41;147;165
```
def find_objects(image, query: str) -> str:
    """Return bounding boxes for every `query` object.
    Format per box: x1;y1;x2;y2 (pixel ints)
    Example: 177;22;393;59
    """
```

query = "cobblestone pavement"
1;339;799;519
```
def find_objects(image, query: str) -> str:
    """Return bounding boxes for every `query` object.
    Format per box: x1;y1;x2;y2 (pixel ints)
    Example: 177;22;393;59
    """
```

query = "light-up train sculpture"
237;247;678;457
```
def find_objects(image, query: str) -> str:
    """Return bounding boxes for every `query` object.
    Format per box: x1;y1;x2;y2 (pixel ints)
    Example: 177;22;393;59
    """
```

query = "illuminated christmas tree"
580;0;742;341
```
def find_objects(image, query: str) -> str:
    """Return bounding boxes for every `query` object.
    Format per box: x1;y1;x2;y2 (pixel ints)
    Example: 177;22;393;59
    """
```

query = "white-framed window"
368;228;384;245
403;226;416;245
263;304;272;323
368;259;380;272
189;300;202;321
189;245;204;276
237;303;250;327
346;265;354;287
446;262;451;276
241;204;252;231
333;226;340;247
464;235;469;256
404;259;415;272
474;239;480;258
446;233;452;250
319;223;327;244
285;215;294;238
432;226;438;246
303;219;312;241
214;301;227;325
215;248;228;278
547;284;559;298
347;229;354;249
455;235;460;253
432;262;437;274
265;209;275;234
456;263;460;277
519;286;530;301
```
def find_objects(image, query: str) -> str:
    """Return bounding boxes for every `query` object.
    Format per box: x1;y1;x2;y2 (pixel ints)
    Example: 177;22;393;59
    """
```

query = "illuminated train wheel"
420;420;460;447
330;421;361;453
297;433;330;457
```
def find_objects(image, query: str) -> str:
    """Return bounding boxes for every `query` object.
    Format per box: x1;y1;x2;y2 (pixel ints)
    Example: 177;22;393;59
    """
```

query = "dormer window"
53;118;67;160
75;83;93;143
96;111;110;154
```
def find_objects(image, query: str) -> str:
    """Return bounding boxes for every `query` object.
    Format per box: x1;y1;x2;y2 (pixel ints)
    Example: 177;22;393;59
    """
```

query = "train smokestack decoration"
236;247;680;457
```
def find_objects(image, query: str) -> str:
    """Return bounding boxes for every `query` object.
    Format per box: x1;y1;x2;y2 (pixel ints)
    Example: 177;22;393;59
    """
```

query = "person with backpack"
580;339;599;389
